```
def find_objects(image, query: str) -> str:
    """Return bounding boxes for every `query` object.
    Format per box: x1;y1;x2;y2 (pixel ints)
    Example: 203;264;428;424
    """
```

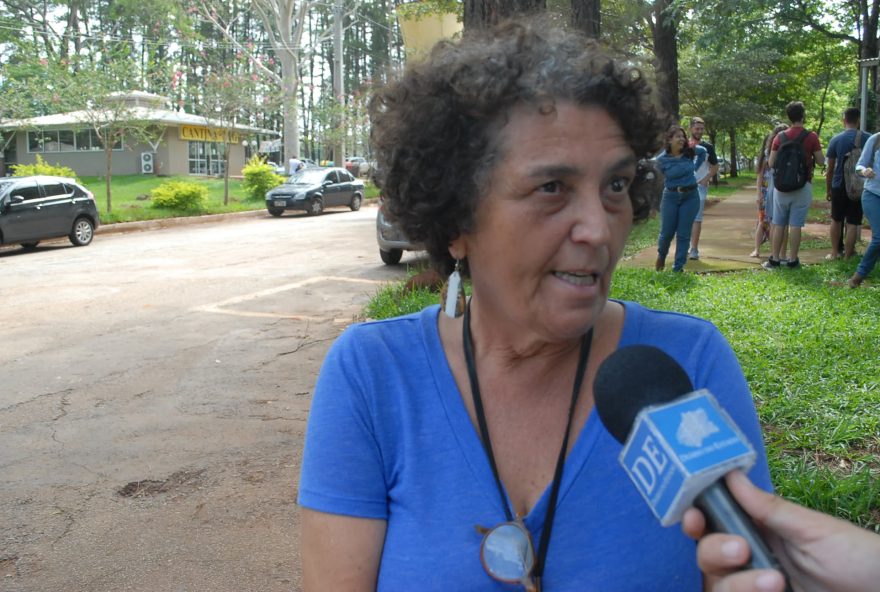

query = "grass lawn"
81;174;381;224
363;173;880;531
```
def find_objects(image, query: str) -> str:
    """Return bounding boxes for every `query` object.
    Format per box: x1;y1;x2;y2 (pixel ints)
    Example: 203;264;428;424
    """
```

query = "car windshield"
0;179;15;197
288;169;328;185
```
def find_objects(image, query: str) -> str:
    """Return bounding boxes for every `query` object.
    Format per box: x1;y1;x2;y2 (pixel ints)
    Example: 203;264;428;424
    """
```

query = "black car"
0;175;100;249
266;167;364;216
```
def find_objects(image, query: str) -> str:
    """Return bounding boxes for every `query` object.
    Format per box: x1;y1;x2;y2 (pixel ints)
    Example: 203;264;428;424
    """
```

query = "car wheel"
307;197;324;216
268;207;284;217
380;248;403;265
20;241;40;249
69;217;94;246
349;193;362;211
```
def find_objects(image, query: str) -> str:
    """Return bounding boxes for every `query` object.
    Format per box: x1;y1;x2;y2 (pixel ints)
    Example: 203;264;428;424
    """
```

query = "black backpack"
773;129;810;192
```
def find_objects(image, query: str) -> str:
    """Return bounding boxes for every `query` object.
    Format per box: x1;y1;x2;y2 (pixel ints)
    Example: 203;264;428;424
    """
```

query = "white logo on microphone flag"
676;409;719;447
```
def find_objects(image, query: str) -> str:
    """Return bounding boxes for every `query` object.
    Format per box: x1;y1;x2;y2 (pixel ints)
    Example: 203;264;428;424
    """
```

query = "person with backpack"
849;132;880;288
750;124;789;259
824;107;865;260
763;101;825;269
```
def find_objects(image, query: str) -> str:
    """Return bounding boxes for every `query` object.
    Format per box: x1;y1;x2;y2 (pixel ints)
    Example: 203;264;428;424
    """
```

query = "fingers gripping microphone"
594;345;790;587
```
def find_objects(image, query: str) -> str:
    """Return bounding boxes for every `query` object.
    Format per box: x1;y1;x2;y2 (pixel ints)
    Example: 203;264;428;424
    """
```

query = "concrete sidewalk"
622;187;841;272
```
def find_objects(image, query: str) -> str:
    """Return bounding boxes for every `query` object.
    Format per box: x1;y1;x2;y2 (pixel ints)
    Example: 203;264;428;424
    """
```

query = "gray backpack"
843;131;866;201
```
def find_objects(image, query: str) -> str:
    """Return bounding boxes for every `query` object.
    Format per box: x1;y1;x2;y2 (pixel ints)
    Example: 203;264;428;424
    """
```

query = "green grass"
81;174;381;224
362;215;880;530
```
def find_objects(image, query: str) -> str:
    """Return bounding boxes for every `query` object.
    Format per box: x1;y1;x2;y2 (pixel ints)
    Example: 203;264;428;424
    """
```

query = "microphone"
594;345;791;587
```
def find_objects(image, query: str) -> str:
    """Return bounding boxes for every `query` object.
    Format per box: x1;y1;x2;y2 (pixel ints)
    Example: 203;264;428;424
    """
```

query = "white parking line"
193;276;388;321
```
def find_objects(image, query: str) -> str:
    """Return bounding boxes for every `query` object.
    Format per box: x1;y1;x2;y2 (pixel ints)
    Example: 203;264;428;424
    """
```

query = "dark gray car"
0;175;100;249
266;167;364;217
376;195;424;265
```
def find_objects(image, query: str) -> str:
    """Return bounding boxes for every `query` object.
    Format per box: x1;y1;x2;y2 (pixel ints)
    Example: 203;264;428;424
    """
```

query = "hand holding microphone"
682;470;880;592
593;345;792;591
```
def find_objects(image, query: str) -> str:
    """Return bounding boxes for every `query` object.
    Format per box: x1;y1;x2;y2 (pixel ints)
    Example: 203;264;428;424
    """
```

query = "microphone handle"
694;480;793;592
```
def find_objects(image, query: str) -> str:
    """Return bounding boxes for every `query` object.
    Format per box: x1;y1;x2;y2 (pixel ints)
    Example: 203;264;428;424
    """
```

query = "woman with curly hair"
654;124;707;272
751;124;789;259
298;18;771;591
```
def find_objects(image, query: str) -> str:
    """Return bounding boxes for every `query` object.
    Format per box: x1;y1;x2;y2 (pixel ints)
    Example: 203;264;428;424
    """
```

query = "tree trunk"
728;128;738;178
223;143;230;206
105;145;113;212
651;0;679;122
463;0;546;30
571;0;600;38
280;53;300;161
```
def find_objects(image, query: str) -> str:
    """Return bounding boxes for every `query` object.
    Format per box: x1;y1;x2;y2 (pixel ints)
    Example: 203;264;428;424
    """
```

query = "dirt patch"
0;556;18;578
117;469;206;498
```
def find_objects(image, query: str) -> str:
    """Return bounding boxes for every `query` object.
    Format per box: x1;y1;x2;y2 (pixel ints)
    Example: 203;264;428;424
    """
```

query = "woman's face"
669;128;686;152
452;102;636;343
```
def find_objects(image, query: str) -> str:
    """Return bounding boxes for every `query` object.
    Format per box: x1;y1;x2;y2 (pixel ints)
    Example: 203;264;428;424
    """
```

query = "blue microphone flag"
619;389;756;526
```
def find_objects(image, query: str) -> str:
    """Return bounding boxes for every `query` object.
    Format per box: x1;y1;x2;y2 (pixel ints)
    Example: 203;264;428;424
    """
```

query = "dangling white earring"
442;259;465;318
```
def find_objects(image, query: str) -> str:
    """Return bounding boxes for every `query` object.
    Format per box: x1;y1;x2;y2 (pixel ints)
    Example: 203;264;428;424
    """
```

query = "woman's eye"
609;176;630;193
537;180;563;194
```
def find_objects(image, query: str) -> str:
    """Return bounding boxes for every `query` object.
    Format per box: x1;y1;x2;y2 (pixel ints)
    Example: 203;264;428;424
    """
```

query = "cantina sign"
179;125;240;144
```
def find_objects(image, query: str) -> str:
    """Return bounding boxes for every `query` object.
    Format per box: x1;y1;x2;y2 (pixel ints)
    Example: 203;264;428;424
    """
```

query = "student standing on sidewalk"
825;107;864;260
655;124;707;272
751;124;789;258
687;117;719;261
850;132;880;287
763;101;824;270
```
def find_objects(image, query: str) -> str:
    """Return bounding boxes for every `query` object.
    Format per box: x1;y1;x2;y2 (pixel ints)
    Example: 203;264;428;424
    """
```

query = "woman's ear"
448;236;467;261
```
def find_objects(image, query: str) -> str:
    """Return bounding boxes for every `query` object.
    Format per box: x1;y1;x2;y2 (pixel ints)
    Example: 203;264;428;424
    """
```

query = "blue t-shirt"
656;146;708;190
825;128;861;188
298;302;772;591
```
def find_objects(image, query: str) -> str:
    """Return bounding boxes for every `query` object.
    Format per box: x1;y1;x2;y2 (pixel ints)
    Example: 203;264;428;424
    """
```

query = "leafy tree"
191;0;342;164
571;0;601;37
651;0;680;120
0;75;39;175
463;0;545;29
26;53;168;211
200;69;280;204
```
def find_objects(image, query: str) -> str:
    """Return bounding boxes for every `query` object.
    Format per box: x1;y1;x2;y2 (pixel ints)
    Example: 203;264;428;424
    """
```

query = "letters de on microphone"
619;390;756;526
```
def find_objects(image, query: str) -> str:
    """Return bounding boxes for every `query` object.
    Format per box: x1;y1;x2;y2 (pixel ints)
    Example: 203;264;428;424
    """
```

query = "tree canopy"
0;0;874;168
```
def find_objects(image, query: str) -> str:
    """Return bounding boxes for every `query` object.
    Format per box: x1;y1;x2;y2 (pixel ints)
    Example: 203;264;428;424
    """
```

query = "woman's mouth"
554;271;599;286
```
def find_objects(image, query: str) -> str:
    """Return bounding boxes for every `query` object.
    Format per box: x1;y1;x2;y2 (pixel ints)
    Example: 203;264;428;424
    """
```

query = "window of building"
28;128;122;153
57;130;75;151
29;131;58;152
75;129;104;151
188;141;225;176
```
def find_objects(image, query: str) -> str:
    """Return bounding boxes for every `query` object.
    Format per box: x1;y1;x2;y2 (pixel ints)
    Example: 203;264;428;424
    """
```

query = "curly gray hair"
370;18;665;275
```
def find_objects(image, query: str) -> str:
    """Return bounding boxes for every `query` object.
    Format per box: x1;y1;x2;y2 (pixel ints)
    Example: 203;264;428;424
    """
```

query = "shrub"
242;155;284;201
151;181;208;210
11;154;78;179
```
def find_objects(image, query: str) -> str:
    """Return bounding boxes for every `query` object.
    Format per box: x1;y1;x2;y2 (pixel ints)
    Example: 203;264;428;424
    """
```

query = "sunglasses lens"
480;522;535;582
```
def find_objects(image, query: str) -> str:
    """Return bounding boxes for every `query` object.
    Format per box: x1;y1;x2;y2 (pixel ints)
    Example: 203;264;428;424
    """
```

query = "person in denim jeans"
851;132;880;287
655;125;707;271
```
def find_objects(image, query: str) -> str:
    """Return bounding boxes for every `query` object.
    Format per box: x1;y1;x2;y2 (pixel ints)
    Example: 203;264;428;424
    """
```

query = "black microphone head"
593;345;695;443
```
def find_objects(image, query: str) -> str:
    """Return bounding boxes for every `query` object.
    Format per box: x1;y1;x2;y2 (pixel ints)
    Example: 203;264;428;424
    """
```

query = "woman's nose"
569;191;612;245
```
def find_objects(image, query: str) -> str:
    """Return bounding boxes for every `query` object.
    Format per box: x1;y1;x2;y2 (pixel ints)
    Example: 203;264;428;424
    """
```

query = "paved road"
0;205;424;591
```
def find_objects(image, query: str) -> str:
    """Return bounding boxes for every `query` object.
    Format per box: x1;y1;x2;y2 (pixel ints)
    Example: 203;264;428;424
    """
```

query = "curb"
95;209;268;236
95;197;380;237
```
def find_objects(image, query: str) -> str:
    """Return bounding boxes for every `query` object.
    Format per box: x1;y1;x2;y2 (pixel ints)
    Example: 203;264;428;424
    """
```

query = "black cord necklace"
463;301;593;590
